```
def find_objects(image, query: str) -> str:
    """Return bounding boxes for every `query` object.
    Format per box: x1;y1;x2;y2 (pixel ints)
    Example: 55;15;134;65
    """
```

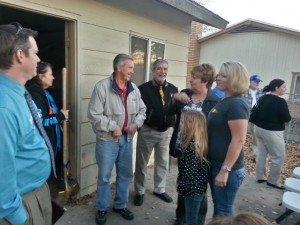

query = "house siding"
199;31;300;92
1;0;190;196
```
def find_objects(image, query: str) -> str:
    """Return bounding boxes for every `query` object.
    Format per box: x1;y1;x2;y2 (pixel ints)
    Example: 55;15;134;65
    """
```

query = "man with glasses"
133;59;178;207
0;23;53;225
243;75;264;162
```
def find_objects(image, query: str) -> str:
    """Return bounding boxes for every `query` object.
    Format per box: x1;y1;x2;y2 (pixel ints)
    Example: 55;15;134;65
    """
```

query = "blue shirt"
0;73;51;225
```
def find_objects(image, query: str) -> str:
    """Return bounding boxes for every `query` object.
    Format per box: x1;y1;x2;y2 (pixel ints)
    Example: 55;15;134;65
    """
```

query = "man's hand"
113;125;122;139
124;123;138;135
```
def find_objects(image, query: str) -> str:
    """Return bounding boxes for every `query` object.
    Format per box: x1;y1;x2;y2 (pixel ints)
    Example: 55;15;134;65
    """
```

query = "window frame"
130;33;165;84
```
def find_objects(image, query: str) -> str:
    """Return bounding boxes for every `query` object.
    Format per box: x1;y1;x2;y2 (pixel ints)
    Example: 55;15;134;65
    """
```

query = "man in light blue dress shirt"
0;23;52;225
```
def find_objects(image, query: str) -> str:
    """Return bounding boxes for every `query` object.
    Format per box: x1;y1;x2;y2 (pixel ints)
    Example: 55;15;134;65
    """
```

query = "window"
291;73;300;101
131;35;165;86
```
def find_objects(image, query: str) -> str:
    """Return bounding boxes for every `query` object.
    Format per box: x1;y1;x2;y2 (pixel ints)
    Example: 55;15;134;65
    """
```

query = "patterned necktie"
159;86;165;106
24;90;57;178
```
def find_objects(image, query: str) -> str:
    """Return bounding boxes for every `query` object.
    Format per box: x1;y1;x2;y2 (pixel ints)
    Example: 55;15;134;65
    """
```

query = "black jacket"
168;89;220;157
139;80;178;132
27;84;65;152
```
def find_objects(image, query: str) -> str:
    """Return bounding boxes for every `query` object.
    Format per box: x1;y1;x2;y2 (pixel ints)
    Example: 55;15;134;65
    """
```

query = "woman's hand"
215;170;229;187
173;93;190;104
61;109;69;120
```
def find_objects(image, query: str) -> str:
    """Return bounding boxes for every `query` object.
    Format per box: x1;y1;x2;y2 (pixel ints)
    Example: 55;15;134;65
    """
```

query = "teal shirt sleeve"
0;108;27;225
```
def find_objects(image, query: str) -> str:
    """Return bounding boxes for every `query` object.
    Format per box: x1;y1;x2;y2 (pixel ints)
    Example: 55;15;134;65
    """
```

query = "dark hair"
153;59;168;71
0;22;38;69
263;79;285;92
113;54;133;71
26;61;52;88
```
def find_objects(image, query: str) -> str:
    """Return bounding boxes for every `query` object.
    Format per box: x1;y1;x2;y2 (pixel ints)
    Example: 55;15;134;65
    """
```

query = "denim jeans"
209;166;245;217
95;135;133;211
184;194;207;225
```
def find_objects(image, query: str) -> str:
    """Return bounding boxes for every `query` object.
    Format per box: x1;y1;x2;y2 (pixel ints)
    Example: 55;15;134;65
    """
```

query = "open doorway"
0;4;77;200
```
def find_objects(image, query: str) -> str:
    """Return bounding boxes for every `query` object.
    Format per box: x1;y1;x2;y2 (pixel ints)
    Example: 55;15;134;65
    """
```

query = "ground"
56;135;300;225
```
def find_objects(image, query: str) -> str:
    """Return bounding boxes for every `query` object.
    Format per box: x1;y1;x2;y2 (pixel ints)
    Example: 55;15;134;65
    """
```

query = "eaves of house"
100;0;228;32
198;18;300;43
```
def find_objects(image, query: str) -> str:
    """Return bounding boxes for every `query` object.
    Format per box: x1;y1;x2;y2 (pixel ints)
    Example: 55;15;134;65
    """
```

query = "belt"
146;124;169;132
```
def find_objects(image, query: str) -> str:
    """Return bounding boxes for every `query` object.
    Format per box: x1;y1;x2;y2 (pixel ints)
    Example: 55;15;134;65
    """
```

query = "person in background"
26;61;69;181
207;61;249;217
134;59;178;206
168;64;219;225
243;74;264;162
0;22;52;225
88;54;146;225
212;86;225;99
206;212;273;225
253;79;291;189
177;110;209;225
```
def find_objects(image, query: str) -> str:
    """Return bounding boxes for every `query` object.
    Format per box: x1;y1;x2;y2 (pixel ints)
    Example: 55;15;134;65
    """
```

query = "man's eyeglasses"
10;22;23;37
9;22;23;55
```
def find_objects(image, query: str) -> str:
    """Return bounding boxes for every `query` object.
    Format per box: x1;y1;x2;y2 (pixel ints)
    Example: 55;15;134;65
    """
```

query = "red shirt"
115;82;128;131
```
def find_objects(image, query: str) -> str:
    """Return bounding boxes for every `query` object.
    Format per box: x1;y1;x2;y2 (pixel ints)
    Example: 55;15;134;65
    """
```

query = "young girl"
177;110;209;225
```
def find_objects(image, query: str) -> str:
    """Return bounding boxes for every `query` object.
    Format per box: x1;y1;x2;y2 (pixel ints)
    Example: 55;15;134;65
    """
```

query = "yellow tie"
159;86;165;106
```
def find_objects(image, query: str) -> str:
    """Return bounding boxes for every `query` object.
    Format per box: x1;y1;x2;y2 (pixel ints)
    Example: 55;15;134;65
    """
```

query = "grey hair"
153;59;168;71
113;54;133;71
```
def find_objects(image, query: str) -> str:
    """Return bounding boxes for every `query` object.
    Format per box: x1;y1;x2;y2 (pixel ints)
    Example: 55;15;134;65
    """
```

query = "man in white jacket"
88;54;146;225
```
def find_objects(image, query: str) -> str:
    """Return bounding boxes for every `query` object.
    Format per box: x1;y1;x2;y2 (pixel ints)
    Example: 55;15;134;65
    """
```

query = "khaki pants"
0;183;52;225
248;122;258;159
134;125;173;194
254;125;285;186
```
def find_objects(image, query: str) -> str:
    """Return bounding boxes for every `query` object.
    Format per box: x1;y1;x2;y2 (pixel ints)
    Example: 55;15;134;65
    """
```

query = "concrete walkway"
56;158;300;225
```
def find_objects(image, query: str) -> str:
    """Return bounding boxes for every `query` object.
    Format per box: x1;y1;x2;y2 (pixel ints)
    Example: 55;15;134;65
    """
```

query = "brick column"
186;21;203;88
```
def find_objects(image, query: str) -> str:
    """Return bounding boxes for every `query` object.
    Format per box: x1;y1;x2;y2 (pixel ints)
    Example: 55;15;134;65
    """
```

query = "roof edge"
157;0;229;29
198;19;300;43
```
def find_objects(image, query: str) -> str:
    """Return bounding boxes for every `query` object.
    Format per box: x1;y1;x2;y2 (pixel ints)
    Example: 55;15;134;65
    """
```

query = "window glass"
131;36;165;85
294;75;300;100
149;42;165;80
131;36;147;86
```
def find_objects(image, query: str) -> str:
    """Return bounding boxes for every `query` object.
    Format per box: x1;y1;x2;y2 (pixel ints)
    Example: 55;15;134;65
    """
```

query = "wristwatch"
222;164;231;172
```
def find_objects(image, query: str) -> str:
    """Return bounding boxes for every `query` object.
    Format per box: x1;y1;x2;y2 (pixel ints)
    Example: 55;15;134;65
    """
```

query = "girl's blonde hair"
181;110;208;162
206;212;273;225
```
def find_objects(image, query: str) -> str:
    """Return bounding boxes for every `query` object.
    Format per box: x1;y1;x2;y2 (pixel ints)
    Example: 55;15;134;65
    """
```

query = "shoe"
153;192;173;203
174;219;184;225
267;182;284;190
257;179;267;183
134;194;144;206
113;208;134;220
95;211;107;225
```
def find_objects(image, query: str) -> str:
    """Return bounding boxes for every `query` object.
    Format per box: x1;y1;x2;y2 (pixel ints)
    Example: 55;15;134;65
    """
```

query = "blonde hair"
206;212;273;225
219;61;249;96
181;110;208;162
191;63;216;89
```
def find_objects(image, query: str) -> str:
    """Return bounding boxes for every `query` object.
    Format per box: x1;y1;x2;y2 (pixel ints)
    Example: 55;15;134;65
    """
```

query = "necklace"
191;94;206;103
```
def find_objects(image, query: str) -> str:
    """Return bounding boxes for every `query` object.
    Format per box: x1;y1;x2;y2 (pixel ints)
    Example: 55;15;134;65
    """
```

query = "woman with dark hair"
26;61;69;180
253;79;291;189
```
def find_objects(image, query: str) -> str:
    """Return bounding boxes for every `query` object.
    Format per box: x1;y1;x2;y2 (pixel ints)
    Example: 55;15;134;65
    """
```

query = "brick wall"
186;21;203;88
